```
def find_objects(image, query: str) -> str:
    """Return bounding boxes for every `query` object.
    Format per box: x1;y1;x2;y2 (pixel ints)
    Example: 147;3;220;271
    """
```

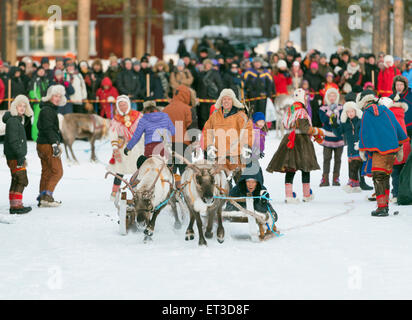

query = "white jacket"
65;72;87;105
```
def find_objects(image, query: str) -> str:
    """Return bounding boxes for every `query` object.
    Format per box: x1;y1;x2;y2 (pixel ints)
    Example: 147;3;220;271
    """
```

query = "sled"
222;199;280;242
117;192;137;235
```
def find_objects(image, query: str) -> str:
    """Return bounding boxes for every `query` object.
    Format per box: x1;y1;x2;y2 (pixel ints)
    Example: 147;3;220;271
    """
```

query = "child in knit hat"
252;112;267;160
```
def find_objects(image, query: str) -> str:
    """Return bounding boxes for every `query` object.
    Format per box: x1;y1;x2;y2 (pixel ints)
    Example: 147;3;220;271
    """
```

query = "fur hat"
214;88;245;109
356;89;377;109
392;75;409;95
324;87;340;106
42;85;67;106
384;55;394;67
341;101;362;123
293;88;306;105
115;95;131;116
10;95;33;117
277;59;287;69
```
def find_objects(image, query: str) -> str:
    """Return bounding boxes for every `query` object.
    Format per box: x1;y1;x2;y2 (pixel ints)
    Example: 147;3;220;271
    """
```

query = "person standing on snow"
3;95;33;214
266;88;324;203
36;85;66;207
318;87;345;187
330;100;363;193
357;90;409;216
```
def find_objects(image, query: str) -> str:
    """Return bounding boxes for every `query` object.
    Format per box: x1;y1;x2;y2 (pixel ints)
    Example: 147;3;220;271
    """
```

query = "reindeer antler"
105;171;136;196
172;151;202;174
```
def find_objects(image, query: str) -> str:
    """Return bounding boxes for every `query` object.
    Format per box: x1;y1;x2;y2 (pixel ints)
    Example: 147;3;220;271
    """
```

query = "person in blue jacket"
357;90;410;216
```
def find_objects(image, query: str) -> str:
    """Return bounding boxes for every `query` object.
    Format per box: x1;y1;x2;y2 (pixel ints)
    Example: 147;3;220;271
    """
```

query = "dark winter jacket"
319;103;344;148
116;69;142;99
332;116;361;158
198;69;224;99
8;67;27;98
3;112;27;161
138;68;164;99
222;70;242;99
36;101;62;145
243;68;274;98
303;70;323;93
224;165;275;215
364;63;379;87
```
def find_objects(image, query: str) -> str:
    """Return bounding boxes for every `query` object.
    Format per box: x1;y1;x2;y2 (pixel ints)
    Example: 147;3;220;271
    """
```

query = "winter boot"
285;183;299;203
319;174;330;187
367;193;376;201
39;193;62;208
10;206;32;215
371;207;389;217
302;183;314;202
9;192;31;214
360;176;373;191
351;179;362;193
332;174;340;186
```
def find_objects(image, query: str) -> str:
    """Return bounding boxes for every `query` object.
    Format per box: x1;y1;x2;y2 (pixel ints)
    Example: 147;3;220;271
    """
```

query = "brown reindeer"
61;113;111;162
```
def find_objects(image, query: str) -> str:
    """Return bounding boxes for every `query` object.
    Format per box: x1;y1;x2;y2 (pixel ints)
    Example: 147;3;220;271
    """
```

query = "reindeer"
274;94;294;138
106;156;182;242
178;158;230;246
61;113;111;163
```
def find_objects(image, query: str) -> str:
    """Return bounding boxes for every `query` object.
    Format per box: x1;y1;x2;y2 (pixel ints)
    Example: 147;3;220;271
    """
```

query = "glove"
396;147;404;162
17;158;25;168
52;144;62;158
207;145;217;160
124;147;130;156
242;146;252;159
354;141;359;151
259;152;265;159
113;149;122;163
359;150;367;161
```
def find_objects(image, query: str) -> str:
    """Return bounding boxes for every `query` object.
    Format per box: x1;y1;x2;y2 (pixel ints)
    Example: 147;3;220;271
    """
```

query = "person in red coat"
272;60;292;95
96;77;119;119
377;55;400;97
388;93;411;202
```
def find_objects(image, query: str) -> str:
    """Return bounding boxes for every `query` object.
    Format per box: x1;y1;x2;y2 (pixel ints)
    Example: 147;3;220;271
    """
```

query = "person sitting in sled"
357;89;410;216
224;164;278;239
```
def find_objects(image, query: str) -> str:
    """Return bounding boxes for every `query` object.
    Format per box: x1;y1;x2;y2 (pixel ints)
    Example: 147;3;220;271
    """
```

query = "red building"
1;0;163;62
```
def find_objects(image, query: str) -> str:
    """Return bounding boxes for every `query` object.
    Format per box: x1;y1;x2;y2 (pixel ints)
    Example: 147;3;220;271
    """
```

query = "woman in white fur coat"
107;95;144;199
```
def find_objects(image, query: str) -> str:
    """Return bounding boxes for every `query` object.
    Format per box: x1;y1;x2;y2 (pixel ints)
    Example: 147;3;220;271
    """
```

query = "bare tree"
379;0;390;54
123;0;132;58
77;0;91;61
393;0;403;57
372;0;380;55
262;0;274;38
135;0;145;59
279;0;293;50
300;0;307;52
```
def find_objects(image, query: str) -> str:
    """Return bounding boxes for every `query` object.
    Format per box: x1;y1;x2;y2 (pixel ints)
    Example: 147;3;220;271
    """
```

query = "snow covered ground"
1;132;412;300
